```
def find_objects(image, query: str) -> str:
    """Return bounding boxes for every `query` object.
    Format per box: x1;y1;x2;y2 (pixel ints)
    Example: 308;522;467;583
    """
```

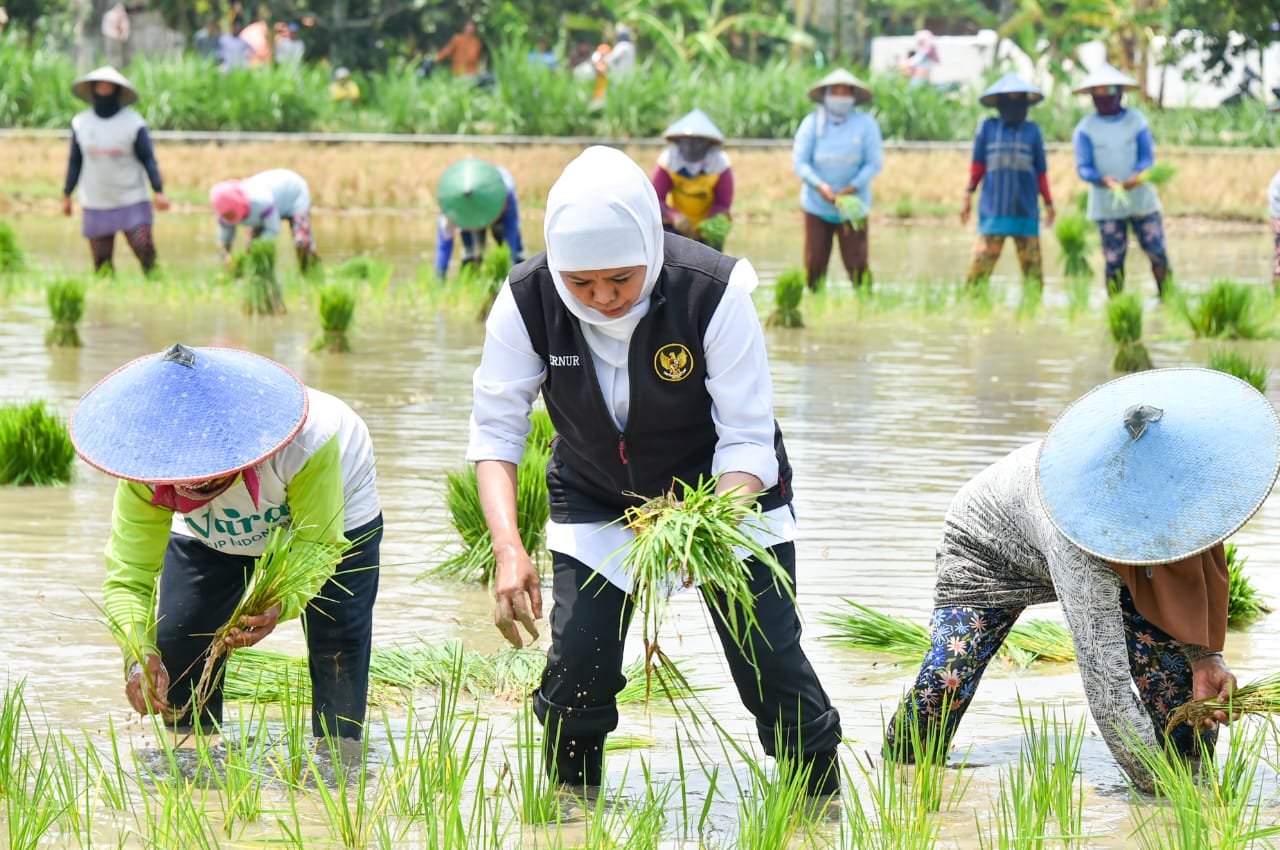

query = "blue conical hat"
1072;63;1139;94
979;71;1044;107
662;109;725;145
1036;368;1280;565
71;344;308;484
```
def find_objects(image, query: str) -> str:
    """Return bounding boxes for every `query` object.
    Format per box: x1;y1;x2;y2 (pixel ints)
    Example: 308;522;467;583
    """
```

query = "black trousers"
533;542;842;777
155;514;382;739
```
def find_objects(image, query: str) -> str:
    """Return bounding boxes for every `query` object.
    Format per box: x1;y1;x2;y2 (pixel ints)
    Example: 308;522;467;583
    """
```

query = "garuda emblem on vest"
654;343;693;382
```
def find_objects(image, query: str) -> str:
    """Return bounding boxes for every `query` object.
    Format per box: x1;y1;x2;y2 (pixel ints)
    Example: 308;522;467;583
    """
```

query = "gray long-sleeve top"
933;441;1209;791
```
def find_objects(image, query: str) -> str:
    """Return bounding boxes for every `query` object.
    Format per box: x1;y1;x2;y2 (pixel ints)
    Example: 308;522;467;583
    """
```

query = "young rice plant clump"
0;221;24;273
767;268;806;328
1054;212;1092;279
1226;543;1271;628
313;282;356;352
1181;280;1265;340
1208;348;1267;393
1107;291;1154;372
0;400;76;485
44;277;86;347
235;239;285;315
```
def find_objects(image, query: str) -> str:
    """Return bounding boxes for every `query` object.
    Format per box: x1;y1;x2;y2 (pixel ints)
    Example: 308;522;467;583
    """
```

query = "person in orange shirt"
436;20;484;78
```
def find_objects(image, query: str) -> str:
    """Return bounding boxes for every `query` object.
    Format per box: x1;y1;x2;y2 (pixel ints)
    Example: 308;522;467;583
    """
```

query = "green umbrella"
438;159;507;229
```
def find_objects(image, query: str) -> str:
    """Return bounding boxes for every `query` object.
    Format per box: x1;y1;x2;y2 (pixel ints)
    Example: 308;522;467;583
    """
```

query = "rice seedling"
1208;348;1268;393
44;277;86;347
836;195;868;230
820;600;1077;666
0;221;24;273
308;729;393;849
1226;543;1272;628
431;408;553;583
766;268;806;329
313;282;357;353
1054;213;1092;280
188;524;353;721
1145;162;1177;186
209;704;270;831
474;242;514;321
504;698;560;825
333;255;393;287
234;238;285;315
697;214;733;251
1065;275;1093;321
614;476;792;703
1181;280;1267;340
733;754;815;850
0;400;76;486
1108;183;1131;208
1165;672;1280;735
1017;275;1044;321
977;762;1048;850
1107;291;1154;372
1018;702;1087;845
5;735;73;850
134;761;223;850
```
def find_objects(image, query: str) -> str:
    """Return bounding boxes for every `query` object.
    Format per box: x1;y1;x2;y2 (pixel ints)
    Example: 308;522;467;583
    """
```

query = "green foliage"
0;222;24;273
1054;212;1092;279
44;277;86;348
767;268;805;329
1208;348;1268;392
1226;543;1271;628
1106;290;1144;344
431;409;553;584
234;239;284;315
0;400;75;486
697;214;732;251
1181;280;1266;340
333;255;392;287
314;283;357;353
1145;162;1177;186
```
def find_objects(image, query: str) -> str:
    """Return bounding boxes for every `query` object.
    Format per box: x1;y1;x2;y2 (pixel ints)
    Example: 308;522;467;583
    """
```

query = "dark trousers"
533;542;842;784
156;514;382;739
803;211;870;289
88;224;156;274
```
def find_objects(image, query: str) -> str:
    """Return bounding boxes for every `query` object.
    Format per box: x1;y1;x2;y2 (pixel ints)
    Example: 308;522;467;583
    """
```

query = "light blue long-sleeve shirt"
1073;110;1159;221
217;168;312;247
792;108;884;222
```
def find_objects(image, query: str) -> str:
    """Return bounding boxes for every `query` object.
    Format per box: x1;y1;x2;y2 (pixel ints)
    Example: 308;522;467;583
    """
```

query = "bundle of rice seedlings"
766;268;805;328
430;409;552;583
235;239;285;315
1144;162;1177;186
475;242;513;321
0;400;75;485
189;524;352;717
1054;212;1092;279
1181;280;1264;340
819;600;1076;666
616;476;792;703
1226;543;1272;628
1107;291;1154;372
1208;348;1267;392
835;195;867;230
333;255;392;286
1164;672;1280;736
696;214;732;251
312;282;356;353
1016;275;1043;321
44;277;86;348
0;221;24;273
1108;183;1131;208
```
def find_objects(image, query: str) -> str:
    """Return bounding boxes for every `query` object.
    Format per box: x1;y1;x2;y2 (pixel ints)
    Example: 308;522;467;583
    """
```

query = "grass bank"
2;137;1273;224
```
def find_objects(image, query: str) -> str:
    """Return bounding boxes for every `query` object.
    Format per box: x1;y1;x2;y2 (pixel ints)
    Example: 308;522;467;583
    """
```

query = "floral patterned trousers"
883;588;1213;762
1099;211;1169;295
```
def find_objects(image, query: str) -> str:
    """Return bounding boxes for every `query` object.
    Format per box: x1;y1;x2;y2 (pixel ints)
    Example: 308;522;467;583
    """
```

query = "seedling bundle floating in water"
0;221;24;273
1054;213;1092;279
613;477;792;704
1107;291;1153;372
313;282;356;352
767;268;805;328
234;239;285;315
44;277;86;348
0;400;75;486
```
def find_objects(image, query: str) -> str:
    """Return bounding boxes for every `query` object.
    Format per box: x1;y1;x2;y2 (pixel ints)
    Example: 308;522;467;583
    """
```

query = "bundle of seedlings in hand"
1107;183;1130;207
1208;348;1267;393
235;239;285;315
0;400;75;485
1226;543;1272;628
1164;672;1280;736
1182;281;1265;340
0;221;24;273
767;268;806;328
1054;212;1092;279
433;409;553;583
475;242;512;321
696;214;732;251
1144;162;1177;186
44;277;86;347
313;282;356;353
835;194;867;230
615;476;792;704
190;524;352;717
1107;291;1154;372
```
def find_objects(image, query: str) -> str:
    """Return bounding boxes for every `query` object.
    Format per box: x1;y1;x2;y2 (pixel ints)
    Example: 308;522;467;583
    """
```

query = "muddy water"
4;216;1280;846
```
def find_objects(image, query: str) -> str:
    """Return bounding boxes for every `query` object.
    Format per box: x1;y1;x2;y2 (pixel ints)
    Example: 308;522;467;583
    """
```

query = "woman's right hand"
125;654;172;717
492;545;542;648
61;196;73;217
817;182;837;204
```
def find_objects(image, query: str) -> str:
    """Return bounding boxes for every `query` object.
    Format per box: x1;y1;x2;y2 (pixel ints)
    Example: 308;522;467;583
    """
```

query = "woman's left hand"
224;603;281;649
1190;654;1238;727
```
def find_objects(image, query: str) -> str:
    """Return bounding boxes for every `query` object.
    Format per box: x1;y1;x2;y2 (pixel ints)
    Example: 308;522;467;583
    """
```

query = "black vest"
509;233;793;522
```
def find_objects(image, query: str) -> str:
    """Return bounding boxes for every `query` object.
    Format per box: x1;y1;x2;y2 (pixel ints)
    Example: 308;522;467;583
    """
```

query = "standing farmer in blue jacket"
792;69;883;290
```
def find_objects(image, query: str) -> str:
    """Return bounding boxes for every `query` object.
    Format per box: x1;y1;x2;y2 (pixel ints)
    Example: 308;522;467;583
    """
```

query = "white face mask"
824;93;855;119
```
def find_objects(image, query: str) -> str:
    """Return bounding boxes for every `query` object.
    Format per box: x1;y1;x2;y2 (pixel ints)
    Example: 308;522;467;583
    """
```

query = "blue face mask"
823;94;855;119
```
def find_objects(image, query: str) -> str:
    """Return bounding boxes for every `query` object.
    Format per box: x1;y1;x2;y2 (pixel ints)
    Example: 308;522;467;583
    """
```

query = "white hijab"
544;145;665;368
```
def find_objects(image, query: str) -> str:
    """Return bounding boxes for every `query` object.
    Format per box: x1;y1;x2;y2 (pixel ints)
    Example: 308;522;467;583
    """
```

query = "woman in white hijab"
466;146;842;805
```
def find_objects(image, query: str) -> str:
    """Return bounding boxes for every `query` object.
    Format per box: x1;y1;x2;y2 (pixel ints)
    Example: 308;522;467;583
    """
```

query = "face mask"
92;91;121;118
997;99;1028;125
1092;92;1123;116
824;94;855;119
676;138;712;162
